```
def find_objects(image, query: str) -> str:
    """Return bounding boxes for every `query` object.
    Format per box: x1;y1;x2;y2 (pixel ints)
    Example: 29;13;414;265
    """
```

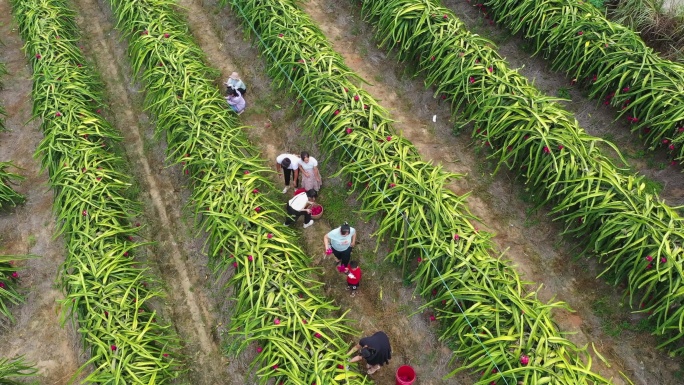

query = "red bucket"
395;365;416;385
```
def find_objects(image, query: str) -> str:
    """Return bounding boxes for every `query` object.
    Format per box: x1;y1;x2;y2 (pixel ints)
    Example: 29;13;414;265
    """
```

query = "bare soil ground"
287;0;684;383
0;2;83;382
0;0;682;384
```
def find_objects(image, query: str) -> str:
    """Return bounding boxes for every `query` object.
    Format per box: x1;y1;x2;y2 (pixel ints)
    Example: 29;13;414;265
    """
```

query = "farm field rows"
475;0;684;164
358;0;684;357
440;0;684;207
0;0;682;384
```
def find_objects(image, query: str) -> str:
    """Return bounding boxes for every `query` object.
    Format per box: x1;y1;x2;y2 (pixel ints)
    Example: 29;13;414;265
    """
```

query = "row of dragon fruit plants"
100;0;373;383
10;0;183;382
4;0;679;382
471;0;684;164
357;0;684;354
6;0;374;383
223;0;632;383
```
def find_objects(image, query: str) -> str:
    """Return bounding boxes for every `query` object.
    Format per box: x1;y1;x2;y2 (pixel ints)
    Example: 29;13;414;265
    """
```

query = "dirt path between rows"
71;0;232;383
2;0;680;382
181;0;475;383
0;3;84;383
293;0;680;383
442;0;684;206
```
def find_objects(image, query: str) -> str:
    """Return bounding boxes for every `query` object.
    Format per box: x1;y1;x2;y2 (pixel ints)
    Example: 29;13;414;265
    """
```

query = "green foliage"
363;0;684;356
104;0;369;383
10;0;183;382
607;0;684;58
556;86;572;100
0;162;25;209
228;0;622;382
588;0;605;10
0;255;34;322
481;0;684;164
0;356;37;385
317;187;350;226
591;295;656;338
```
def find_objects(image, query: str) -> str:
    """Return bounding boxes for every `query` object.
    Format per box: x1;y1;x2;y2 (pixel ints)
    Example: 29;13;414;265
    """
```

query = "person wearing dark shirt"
347;331;391;374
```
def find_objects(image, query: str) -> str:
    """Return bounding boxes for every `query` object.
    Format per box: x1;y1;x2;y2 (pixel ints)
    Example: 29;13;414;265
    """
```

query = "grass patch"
518;187;543;207
27;235;37;248
591;293;657;338
556;86;572;100
642;176;664;194
350;23;361;36
317;187;353;227
627;149;647;159
601;133;616;144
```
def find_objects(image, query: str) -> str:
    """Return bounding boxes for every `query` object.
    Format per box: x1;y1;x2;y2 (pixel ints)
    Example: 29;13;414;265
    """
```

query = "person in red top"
345;260;362;297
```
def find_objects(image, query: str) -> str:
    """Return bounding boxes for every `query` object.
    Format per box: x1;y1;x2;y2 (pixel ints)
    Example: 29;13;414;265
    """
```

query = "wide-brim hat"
229;72;240;79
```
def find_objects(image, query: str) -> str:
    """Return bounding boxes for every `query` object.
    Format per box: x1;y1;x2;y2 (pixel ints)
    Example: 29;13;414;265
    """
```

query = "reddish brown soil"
0;0;681;384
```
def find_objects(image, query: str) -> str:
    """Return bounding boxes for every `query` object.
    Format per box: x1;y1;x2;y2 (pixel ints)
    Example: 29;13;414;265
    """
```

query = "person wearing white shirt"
276;153;300;193
284;189;317;228
298;151;322;192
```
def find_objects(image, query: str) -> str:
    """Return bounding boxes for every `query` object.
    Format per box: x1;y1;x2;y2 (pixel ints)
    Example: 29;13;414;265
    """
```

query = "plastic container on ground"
310;204;323;220
396;365;416;385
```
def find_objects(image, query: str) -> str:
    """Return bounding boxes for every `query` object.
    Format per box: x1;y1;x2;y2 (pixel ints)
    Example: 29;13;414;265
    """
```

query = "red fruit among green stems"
520;355;529;365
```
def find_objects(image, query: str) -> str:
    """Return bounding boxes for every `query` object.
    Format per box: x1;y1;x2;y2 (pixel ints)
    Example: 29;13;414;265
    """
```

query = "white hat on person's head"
229;72;240;79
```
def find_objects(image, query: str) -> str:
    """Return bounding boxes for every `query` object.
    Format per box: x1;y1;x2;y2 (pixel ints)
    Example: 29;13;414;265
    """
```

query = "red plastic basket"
310;204;323;220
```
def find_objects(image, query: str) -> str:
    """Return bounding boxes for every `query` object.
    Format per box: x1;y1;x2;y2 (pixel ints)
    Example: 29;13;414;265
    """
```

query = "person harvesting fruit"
345;260;362;297
225;88;246;114
284;188;317;228
298;151;321;192
347;331;391;375
275;153;300;193
224;71;247;95
324;222;356;269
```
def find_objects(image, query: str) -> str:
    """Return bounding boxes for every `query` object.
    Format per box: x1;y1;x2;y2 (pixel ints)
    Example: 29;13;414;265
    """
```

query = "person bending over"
225;88;246;114
347;331;391;375
276;153;300;193
284;189;317;228
225;71;247;95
